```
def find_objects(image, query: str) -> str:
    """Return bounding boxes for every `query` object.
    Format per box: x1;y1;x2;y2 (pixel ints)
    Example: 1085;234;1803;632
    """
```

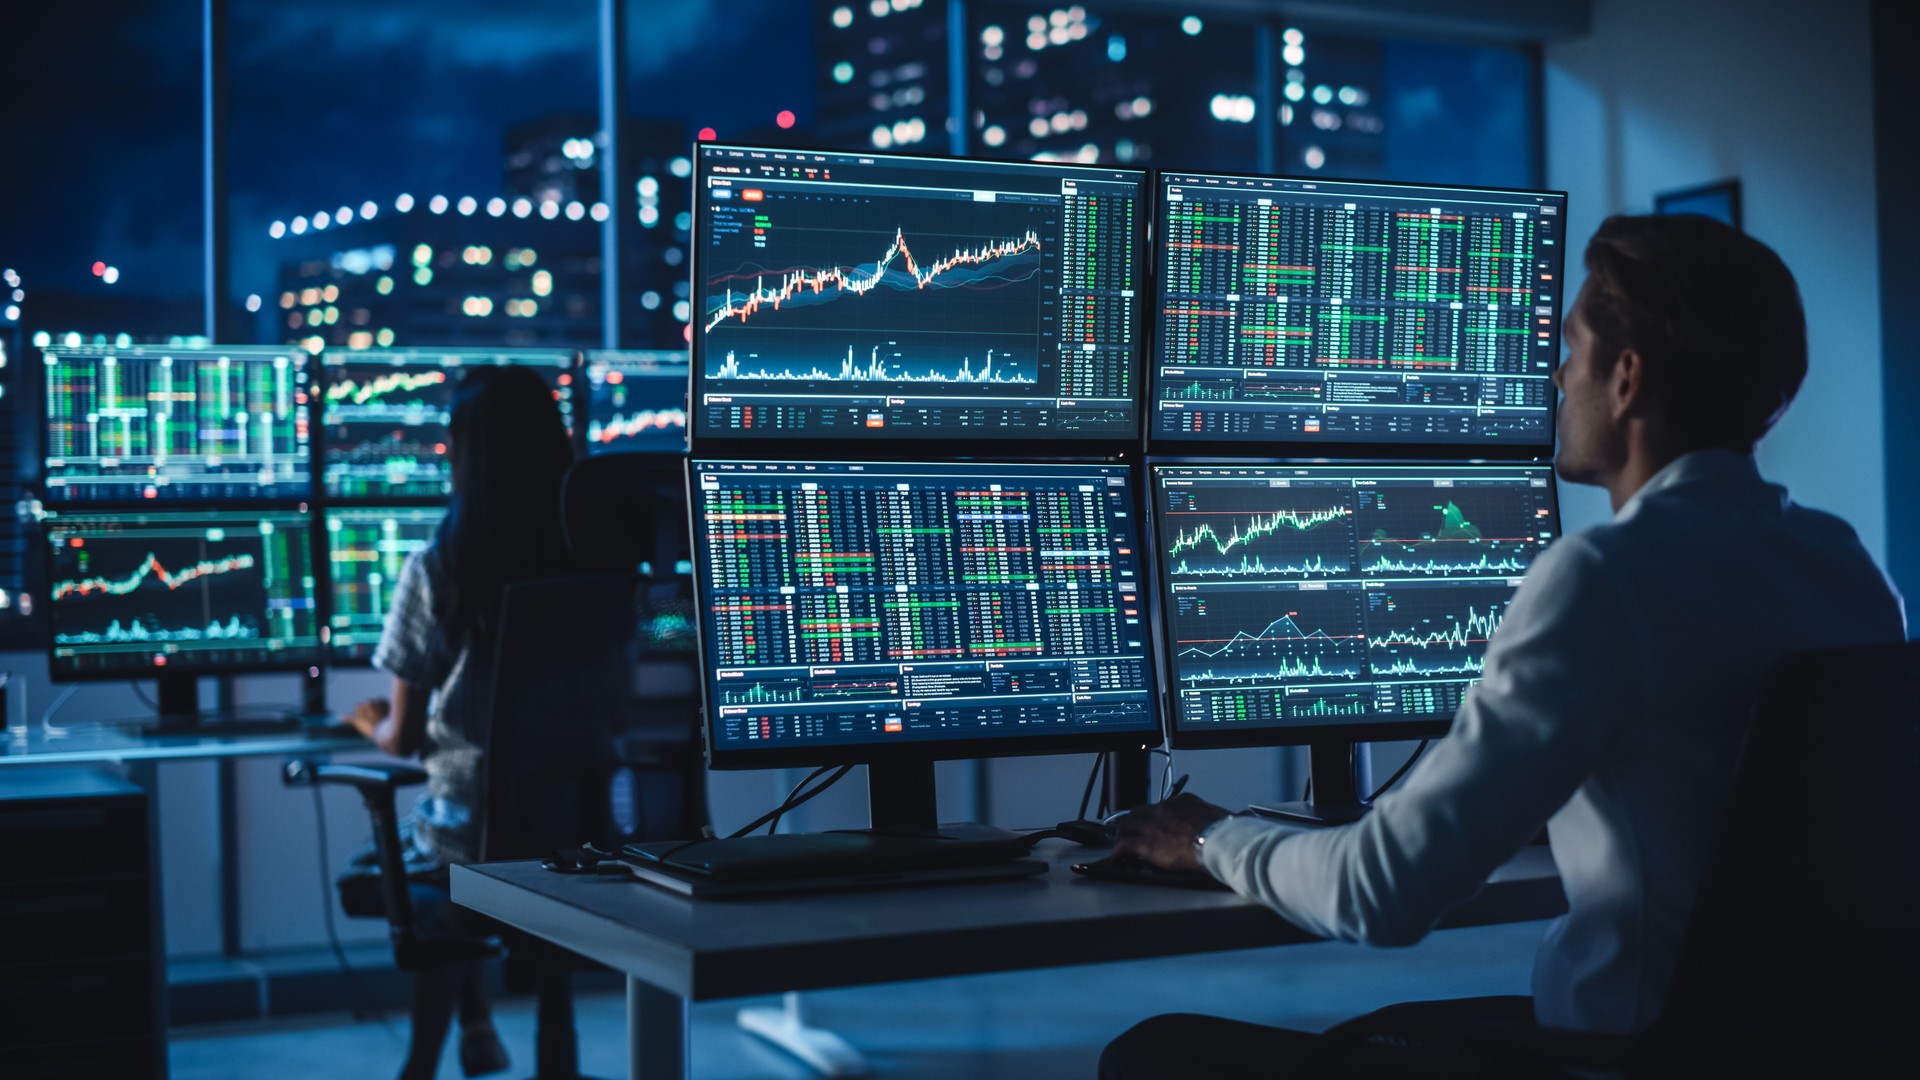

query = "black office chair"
560;451;690;576
476;572;707;1077
290;571;706;1079
1304;640;1920;1076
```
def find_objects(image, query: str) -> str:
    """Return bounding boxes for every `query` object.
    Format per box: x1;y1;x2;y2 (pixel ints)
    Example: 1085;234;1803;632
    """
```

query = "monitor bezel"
685;455;1163;771
687;142;1154;458
43;505;328;683
39;343;316;507
1144;455;1562;751
1143;167;1570;461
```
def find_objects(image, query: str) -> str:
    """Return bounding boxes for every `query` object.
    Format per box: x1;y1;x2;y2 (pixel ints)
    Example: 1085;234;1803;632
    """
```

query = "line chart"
1367;603;1503;650
1360;552;1530;576
589;408;688;444
1171;588;1369;689
703;227;1042;333
324;370;448;405
1167;553;1350;579
1364;586;1510;680
1166;505;1353;559
54;552;258;601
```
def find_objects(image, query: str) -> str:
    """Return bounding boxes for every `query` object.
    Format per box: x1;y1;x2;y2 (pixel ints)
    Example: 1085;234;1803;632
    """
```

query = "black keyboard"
1069;855;1232;891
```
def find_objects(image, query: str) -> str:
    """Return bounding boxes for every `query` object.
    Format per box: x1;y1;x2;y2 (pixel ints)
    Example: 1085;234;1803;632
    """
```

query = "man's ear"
1609;347;1647;422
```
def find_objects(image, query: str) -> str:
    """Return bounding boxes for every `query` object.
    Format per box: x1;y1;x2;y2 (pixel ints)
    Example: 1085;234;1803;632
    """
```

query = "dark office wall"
1876;0;1919;631
1543;0;1885;552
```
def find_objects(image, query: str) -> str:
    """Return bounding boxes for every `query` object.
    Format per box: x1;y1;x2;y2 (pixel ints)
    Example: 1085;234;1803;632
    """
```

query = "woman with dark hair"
345;364;576;1080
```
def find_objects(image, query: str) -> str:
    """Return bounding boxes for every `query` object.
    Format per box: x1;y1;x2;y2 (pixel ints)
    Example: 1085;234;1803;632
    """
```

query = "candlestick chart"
325;506;445;661
701;198;1048;389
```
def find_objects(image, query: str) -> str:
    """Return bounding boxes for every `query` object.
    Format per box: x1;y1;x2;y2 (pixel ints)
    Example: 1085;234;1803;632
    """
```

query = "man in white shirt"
1101;214;1906;1078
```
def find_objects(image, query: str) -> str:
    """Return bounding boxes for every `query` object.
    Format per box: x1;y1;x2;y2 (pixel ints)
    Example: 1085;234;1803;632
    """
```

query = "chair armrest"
283;757;428;935
283;758;428;794
1308;1002;1633;1076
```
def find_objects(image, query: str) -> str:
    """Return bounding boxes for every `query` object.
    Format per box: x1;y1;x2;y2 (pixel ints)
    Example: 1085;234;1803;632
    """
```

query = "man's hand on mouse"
1113;793;1231;872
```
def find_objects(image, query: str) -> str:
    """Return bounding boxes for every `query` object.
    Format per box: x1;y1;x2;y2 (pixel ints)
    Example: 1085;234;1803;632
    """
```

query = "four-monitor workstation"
37;141;1567;833
683;144;1566;830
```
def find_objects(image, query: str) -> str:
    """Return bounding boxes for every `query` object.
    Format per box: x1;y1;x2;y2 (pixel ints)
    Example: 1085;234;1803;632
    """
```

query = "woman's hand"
344;698;391;739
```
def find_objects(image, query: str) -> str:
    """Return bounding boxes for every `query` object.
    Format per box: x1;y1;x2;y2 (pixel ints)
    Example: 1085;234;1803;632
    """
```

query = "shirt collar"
1615;449;1763;521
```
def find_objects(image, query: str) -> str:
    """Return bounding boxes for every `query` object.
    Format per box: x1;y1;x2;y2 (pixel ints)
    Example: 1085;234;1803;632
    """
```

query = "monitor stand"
866;759;940;831
1248;741;1374;826
139;672;303;737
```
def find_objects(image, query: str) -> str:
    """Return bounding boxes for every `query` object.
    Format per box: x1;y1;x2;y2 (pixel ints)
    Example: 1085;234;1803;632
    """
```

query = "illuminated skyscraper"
259;115;695;351
814;2;1387;175
815;0;952;153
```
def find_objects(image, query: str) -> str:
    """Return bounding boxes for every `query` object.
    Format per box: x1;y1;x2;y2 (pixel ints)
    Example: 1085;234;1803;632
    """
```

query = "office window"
226;1;603;351
1277;32;1537;187
0;2;205;647
968;3;1260;169
621;0;816;349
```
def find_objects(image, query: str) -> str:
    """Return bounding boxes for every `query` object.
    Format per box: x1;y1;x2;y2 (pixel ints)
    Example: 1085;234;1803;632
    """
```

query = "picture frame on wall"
1654;178;1743;231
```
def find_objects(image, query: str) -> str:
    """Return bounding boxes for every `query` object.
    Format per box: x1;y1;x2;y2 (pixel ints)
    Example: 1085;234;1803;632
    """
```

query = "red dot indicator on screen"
92;261;106;276
697;127;717;141
776;110;795;129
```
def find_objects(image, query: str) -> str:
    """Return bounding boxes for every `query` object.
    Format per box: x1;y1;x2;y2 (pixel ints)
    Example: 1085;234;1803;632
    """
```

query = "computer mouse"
1053;817;1118;847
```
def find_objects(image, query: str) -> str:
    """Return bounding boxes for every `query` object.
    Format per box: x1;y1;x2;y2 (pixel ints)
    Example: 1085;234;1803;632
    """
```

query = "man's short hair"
1581;214;1807;453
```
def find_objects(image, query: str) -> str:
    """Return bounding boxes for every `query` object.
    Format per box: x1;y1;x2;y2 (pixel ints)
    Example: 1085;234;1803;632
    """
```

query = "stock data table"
1150;172;1566;449
689;459;1160;760
42;344;311;502
454;843;1565;1079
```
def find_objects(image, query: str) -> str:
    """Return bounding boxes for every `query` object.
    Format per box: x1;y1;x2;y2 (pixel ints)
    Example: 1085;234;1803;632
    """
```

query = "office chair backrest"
478;573;706;862
560;453;689;574
1640;641;1920;1061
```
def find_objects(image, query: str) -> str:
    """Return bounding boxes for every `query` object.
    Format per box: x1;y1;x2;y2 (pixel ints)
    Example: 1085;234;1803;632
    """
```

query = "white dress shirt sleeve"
1196;536;1654;946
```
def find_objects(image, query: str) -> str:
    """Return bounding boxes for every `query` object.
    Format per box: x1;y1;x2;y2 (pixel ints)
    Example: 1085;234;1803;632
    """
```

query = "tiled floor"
170;918;1550;1078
